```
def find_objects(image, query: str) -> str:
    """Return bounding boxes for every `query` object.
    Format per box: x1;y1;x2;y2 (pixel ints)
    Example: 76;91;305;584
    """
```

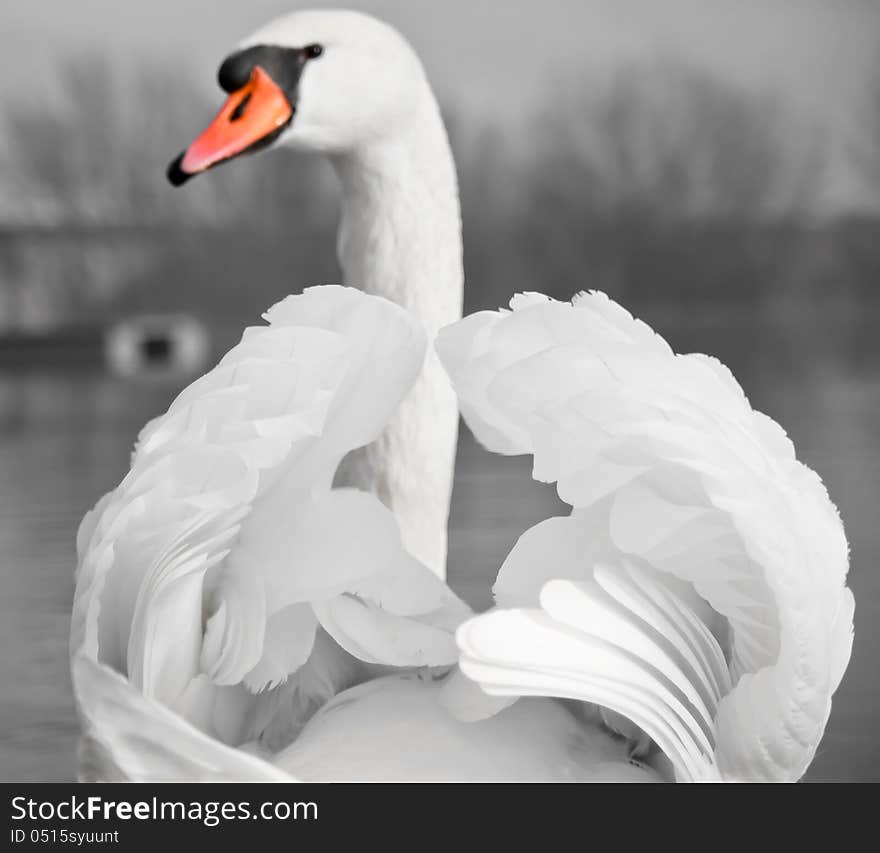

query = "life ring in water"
104;314;210;378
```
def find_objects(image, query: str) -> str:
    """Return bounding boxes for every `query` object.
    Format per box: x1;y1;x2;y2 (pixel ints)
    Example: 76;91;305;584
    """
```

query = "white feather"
441;290;854;782
72;286;470;779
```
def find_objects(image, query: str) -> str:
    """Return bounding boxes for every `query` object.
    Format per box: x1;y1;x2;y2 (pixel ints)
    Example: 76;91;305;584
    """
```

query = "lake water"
1;366;877;782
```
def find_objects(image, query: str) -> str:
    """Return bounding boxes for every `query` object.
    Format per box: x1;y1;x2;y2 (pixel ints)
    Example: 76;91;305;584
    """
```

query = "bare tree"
3;56;336;227
0;55;340;326
851;59;880;205
513;61;825;306
528;61;823;221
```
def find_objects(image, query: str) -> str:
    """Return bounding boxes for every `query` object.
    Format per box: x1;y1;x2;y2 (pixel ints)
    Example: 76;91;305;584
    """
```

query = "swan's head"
167;10;428;184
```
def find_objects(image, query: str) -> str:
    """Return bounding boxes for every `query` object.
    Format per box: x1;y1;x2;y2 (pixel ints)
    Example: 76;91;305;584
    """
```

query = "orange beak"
168;66;293;185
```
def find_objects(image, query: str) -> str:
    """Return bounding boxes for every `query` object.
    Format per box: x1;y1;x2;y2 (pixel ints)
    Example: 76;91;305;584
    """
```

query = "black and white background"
0;0;878;782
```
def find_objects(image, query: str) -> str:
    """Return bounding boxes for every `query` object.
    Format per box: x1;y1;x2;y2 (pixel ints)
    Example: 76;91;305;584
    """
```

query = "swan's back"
274;674;660;782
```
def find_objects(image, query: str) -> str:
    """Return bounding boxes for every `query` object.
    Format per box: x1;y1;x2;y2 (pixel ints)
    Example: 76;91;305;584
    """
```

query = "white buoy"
104;314;210;378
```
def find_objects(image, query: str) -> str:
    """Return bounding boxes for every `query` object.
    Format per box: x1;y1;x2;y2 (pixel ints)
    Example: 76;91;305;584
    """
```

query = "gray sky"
2;0;879;211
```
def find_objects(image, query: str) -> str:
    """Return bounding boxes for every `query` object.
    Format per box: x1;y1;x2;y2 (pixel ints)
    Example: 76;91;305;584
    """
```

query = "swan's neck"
332;100;462;332
330;99;463;579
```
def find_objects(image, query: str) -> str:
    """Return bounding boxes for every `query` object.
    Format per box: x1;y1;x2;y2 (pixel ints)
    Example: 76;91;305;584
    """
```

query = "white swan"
71;10;853;782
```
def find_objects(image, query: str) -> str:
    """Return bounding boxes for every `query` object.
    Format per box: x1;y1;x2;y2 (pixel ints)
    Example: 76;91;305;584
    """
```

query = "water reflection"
1;359;877;781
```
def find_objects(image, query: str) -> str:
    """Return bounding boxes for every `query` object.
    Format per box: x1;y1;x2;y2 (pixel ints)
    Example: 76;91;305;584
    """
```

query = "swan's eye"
304;44;324;60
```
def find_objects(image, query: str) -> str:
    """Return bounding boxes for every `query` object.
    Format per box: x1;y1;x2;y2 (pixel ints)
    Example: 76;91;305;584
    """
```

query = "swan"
70;10;853;782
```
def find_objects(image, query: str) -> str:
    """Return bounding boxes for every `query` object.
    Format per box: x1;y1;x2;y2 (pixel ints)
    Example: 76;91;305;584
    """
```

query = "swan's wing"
73;286;468;776
73;653;290;781
438;290;854;782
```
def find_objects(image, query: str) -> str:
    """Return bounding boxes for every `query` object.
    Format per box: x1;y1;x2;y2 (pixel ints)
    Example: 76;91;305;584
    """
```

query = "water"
0;368;877;782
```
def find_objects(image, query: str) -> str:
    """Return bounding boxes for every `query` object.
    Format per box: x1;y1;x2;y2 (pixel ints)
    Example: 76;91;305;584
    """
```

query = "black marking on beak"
218;44;310;102
167;44;317;187
166;153;191;187
229;91;252;122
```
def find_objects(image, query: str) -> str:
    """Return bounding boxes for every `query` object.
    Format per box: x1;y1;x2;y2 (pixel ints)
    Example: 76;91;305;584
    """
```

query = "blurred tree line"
0;57;340;335
1;55;878;377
